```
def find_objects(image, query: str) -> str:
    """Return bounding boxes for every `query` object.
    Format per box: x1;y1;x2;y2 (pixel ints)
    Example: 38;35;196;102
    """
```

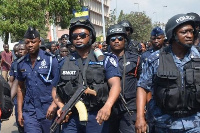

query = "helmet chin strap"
74;39;93;49
174;35;192;49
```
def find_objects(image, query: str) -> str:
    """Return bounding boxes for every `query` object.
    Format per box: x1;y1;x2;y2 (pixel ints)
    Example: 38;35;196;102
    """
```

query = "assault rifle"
50;87;96;133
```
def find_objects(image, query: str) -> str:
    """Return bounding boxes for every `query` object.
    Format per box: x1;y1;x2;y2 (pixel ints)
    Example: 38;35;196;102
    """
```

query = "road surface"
1;108;18;133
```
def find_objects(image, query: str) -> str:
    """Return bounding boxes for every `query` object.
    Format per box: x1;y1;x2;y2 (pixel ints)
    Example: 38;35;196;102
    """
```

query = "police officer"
17;27;59;133
52;16;121;133
61;34;69;46
118;20;139;53
66;40;76;53
141;26;165;64
9;42;27;133
135;14;200;133
102;41;108;52
107;24;142;133
187;12;200;46
8;43;19;88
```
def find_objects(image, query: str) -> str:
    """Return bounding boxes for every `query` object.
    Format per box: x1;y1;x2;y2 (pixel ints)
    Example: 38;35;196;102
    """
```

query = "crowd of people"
0;12;200;133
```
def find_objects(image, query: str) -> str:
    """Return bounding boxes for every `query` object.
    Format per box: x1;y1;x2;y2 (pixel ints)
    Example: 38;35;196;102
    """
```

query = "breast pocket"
125;60;137;75
37;68;50;84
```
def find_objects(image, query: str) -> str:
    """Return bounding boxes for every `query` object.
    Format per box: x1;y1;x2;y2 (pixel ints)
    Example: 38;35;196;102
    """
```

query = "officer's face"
67;45;76;53
18;44;27;57
175;24;194;46
51;43;57;52
25;37;41;54
151;35;164;50
125;27;132;36
72;27;90;47
102;43;108;52
109;35;125;52
61;38;67;45
13;45;19;58
141;43;146;52
60;47;69;57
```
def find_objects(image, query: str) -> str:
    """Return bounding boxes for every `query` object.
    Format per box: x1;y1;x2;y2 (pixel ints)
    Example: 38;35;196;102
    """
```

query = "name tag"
62;71;76;75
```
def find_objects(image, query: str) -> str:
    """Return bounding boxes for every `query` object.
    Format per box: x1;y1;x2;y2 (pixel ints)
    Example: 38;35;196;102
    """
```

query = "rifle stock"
50;87;97;133
50;87;86;133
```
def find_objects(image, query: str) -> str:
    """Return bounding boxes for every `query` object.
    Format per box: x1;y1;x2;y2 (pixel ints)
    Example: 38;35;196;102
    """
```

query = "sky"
110;0;200;24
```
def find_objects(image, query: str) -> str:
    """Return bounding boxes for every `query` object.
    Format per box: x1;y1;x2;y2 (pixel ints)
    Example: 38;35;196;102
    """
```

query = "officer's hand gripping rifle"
50;87;96;133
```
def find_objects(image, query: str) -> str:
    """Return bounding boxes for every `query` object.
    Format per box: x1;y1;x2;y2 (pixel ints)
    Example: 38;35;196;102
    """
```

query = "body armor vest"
57;54;109;111
154;47;200;117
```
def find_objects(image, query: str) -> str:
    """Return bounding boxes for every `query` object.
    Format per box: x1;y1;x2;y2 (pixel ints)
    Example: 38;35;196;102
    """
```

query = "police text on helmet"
176;15;195;24
110;28;123;33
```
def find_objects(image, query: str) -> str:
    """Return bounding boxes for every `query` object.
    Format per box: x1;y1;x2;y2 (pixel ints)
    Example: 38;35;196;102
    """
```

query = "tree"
105;9;117;32
47;0;81;29
118;11;153;42
0;0;81;43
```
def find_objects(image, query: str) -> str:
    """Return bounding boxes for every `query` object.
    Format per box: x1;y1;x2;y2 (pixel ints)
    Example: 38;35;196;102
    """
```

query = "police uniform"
110;51;142;133
138;45;200;132
141;27;164;64
57;51;121;133
126;39;139;54
17;49;59;133
141;48;156;64
10;57;24;133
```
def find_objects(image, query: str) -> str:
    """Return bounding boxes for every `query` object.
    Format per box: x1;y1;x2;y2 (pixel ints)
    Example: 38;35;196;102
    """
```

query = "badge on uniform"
39;59;48;69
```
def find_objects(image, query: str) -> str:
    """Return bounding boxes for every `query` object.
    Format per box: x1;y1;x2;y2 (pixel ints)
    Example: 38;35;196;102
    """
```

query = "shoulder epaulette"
58;57;65;63
45;51;55;57
148;51;160;63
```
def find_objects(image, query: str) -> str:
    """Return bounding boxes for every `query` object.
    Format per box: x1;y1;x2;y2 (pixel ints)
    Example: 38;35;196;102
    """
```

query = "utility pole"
101;0;106;41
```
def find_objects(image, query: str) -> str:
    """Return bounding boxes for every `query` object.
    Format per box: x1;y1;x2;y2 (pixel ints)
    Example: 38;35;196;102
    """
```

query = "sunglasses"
72;32;89;40
110;36;124;42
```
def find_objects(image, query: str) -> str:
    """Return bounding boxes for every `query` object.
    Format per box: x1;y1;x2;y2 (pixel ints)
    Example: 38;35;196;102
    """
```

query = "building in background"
47;0;110;42
82;0;110;37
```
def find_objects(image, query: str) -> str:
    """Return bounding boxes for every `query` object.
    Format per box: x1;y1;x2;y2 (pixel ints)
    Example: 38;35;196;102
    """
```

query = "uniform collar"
170;45;200;65
25;49;44;62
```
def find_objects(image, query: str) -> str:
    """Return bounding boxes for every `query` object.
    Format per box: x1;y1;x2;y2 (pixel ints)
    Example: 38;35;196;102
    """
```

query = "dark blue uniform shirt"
117;51;141;110
141;48;156;64
138;46;200;131
10;59;18;78
17;49;59;119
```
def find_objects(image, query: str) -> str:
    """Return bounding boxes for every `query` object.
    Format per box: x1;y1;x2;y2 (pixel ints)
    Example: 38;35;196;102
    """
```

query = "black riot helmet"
118;20;133;34
69;17;96;48
106;24;129;44
61;34;69;40
165;13;195;43
187;12;200;23
40;37;46;51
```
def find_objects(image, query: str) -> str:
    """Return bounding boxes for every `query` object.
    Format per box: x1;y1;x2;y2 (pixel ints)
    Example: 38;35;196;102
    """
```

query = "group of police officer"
2;11;200;133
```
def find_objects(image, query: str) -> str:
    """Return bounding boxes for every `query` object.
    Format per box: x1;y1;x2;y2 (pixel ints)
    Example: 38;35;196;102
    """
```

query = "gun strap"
122;54;126;96
77;50;93;86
